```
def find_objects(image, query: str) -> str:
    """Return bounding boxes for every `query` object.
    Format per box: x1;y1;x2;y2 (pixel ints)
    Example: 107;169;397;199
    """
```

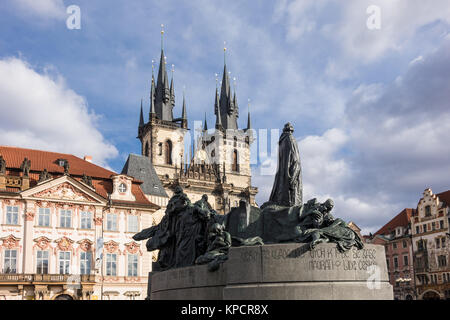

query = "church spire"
203;112;208;131
246;99;251;130
154;25;172;121
139;99;144;128
214;86;222;129
149;63;156;120
218;43;238;130
181;90;187;129
170;64;175;106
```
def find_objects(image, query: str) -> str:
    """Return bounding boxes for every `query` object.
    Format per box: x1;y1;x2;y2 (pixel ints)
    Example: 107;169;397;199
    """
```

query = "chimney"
84;156;92;163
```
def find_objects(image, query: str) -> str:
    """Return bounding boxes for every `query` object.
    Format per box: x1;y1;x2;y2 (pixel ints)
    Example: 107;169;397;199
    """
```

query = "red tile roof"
374;208;414;236
0;146;158;209
437;190;450;207
0;146;115;178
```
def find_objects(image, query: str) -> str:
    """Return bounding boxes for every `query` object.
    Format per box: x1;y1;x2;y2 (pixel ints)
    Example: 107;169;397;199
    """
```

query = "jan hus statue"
269;122;302;207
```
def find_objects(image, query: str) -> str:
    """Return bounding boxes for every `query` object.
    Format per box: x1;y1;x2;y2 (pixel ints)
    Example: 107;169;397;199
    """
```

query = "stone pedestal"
150;243;393;300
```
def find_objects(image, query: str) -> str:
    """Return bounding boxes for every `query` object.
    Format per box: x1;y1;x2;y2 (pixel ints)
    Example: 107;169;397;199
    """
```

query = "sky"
0;0;449;234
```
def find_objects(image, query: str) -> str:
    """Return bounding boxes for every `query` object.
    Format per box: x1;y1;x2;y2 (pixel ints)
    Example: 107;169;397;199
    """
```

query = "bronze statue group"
134;123;363;272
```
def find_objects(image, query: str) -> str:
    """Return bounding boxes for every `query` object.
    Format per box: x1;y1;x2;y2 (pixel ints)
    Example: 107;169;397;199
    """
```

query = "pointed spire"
247;99;251;130
181;89;187;129
154;28;172;121
170;64;175;106
182;91;187;119
149;65;156;119
203;112;208;131
215;87;222;129
139;99;144;128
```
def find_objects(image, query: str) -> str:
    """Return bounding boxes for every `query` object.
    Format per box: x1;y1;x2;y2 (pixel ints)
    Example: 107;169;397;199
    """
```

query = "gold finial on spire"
215;73;218;88
161;24;165;49
171;64;175;75
164;56;167;65
233;77;237;91
223;41;227;64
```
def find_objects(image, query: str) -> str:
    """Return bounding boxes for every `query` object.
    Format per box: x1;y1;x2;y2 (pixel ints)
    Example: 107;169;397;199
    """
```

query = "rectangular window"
436;238;441;249
106;253;117;276
423;224;427;233
438;255;447;267
128;215;138;233
425;205;431;216
59;209;72;228
80;211;92;229
403;255;409;266
127;254;138;277
440;220;444;229
6;206;19;225
442;237;446;248
36;251;49;274
393;242;397;249
106;214;117;231
80;251;92;275
3;249;17;273
38;208;50;227
59;251;71;274
416;226;420;234
403;240;407;248
432;222;436;230
394;257;399;269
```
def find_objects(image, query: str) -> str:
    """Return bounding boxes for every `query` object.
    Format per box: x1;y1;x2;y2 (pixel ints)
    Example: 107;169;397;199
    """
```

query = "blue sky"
1;0;449;233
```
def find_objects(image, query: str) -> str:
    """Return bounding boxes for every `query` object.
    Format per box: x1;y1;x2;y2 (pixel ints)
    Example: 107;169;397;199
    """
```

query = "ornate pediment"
124;241;142;255
77;239;94;252
1;234;21;249
31;182;97;202
33;236;51;250
54;236;74;251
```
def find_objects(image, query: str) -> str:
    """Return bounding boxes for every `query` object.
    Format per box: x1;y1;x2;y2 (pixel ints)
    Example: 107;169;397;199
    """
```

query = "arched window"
232;149;239;172
144;142;149;157
165;140;173;165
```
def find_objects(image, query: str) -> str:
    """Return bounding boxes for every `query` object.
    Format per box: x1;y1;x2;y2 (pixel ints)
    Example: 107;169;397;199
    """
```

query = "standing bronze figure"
269;122;302;207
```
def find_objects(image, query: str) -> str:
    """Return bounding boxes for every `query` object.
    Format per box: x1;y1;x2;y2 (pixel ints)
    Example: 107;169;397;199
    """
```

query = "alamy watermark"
66;5;81;30
366;265;382;289
366;5;381;30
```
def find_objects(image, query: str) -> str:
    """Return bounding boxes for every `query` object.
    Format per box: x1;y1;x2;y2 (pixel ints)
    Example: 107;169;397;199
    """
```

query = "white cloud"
12;0;66;20
277;0;450;62
0;57;118;167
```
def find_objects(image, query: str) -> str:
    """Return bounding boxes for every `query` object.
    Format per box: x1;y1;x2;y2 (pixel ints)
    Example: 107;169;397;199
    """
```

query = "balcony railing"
0;273;96;283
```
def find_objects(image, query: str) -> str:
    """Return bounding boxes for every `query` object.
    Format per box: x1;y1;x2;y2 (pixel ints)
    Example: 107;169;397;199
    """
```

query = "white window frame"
38;207;51;227
3;249;17;273
106;214;117;231
59;209;72;228
59;251;71;274
36;250;49;274
80;251;92;275
118;183;127;193
6;206;19;225
127;215;139;233
106;253;117;276
127;254;138;277
80;211;92;229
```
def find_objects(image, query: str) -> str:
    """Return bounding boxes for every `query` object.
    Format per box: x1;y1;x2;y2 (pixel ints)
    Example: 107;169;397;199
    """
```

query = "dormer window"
57;159;67;167
118;183;127;193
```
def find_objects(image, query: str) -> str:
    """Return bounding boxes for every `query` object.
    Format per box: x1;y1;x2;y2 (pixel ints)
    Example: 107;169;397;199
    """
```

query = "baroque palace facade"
0;146;159;300
0;35;258;300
